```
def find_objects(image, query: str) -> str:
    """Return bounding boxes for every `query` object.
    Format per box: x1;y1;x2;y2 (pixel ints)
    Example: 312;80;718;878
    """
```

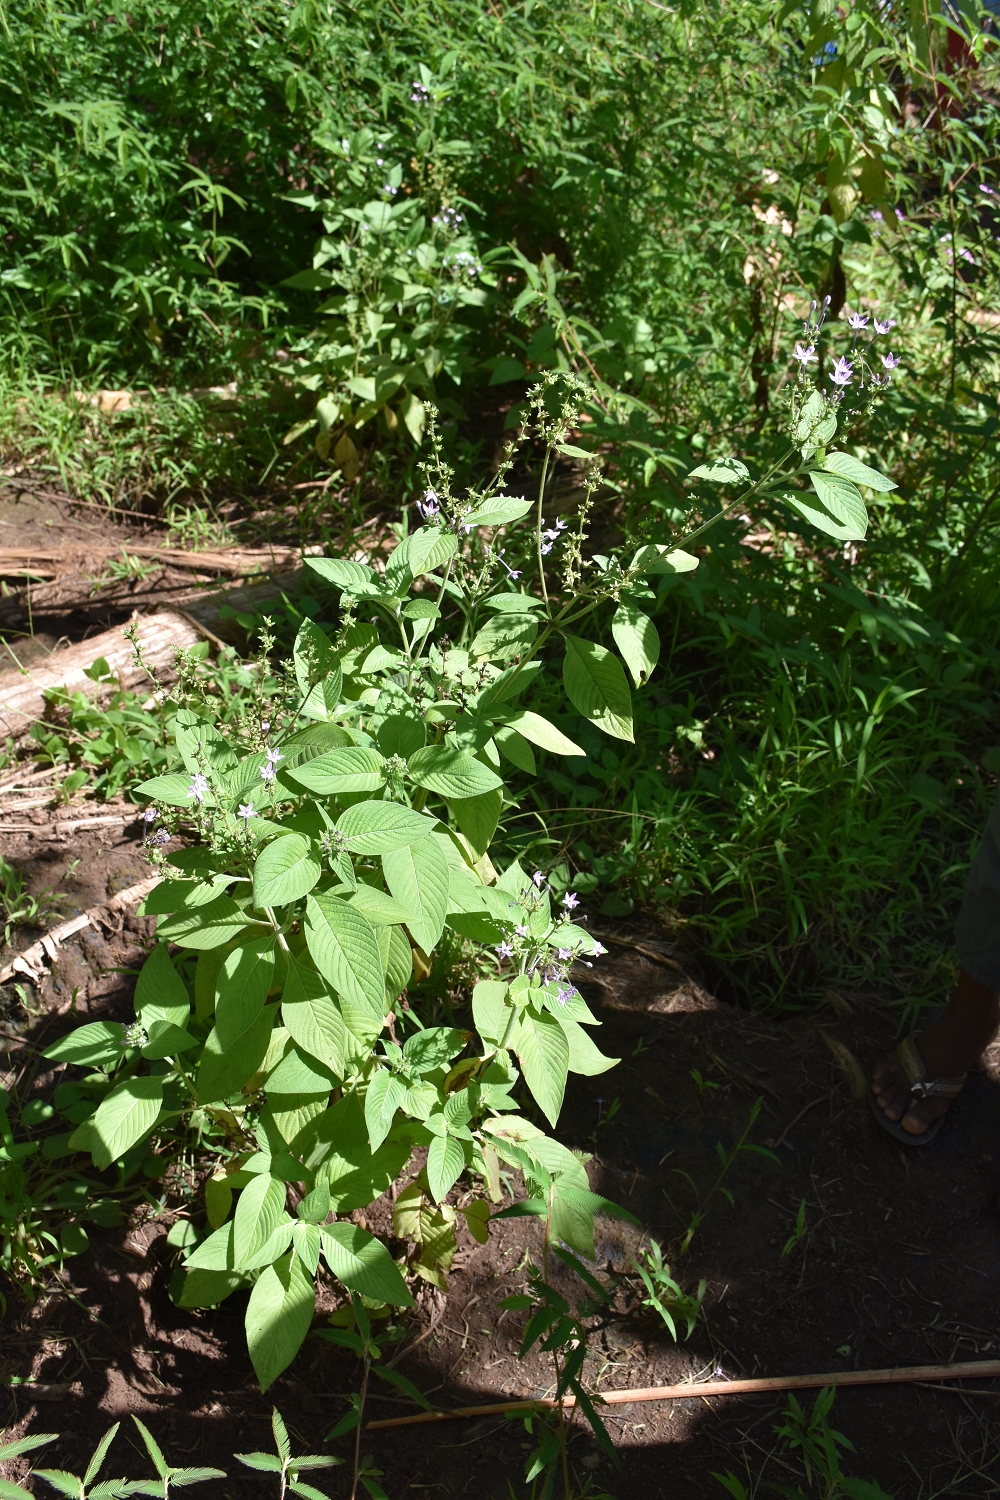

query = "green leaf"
560;1018;618;1075
785;490;864;542
184;1221;236;1271
809;470;868;532
253;833;322;908
245;1251;316;1391
0;1435;57;1461
43;1020;124;1065
90;1077;163;1169
563;636;633;742
385;923;413;1002
282;957;347;1077
494;710;584;757
493;724;535;773
134;942;190;1029
176;1268;245;1309
215;938;276;1050
821;451;897;492
364;1070;407;1151
291;1218;322;1276
347;885;417;926
304;892;385;1040
460;496;533;528
293;618;337;696
426;1134;465;1203
472;979;508;1046
291;1092;408;1210
233;1173;287;1269
449;788;502;861
407;745;503;799
196;1005;277;1105
157;896;254;950
387;526;458;583
135;772;214;808
611;603;660;687
286;746;386;795
687;458;749;483
630;544;699;574
511;1010;569;1127
469;613;538;663
382;838;449;952
30;1472;82;1497
793;388;838;448
336;800;437;854
306;557;385;597
320;1224;413;1305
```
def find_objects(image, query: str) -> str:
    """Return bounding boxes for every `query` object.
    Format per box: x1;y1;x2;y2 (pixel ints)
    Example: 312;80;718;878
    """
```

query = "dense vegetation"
2;0;999;1489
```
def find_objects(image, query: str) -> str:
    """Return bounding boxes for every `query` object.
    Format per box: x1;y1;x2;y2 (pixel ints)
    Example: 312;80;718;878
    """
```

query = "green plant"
670;1098;779;1256
125;1418;225;1498
632;1240;705;1341
235;1408;340;1500
33;367;890;1408
0;1431;58;1500
34;1423;134;1499
0;858;65;948
782;1199;808;1257
714;1387;895;1500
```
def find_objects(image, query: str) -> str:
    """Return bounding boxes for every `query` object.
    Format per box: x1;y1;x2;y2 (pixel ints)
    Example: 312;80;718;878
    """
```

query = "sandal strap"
897;1032;966;1100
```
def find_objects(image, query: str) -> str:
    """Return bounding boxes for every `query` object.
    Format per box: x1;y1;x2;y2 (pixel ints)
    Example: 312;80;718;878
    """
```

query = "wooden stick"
365;1360;1000;1431
0;875;160;986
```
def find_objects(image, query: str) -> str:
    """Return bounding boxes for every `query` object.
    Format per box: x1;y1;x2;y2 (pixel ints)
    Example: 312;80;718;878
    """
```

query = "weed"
632;1240;706;1341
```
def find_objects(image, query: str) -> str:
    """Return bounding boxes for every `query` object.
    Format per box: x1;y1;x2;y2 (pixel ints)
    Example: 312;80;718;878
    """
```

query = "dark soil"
3;823;1000;1497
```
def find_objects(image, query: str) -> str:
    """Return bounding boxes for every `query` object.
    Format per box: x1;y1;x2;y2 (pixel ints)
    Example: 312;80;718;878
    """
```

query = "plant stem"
349;1357;371;1500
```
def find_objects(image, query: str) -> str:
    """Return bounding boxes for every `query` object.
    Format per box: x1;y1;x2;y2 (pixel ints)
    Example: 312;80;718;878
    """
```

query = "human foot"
871;970;1000;1138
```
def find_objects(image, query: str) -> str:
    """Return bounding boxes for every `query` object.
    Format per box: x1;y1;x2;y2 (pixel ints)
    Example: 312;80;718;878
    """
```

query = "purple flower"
980;184;995;195
557;948;573;961
260;764;277;783
881;351;901;371
960;248;976;264
895;207;906;220
187;773;210;803
829;357;853;388
540;542;553;555
870;209;884;222
532;871;546;889
592;941;608;956
496;941;515;961
515;924;529;937
265;746;284;766
555;986;578;1008
847;312;869;331
149;828;171;846
237;804;255;821
792;343;816;365
142;807;158;824
261;721;271;733
873;318;895;336
561;891;579;910
417;490;440;522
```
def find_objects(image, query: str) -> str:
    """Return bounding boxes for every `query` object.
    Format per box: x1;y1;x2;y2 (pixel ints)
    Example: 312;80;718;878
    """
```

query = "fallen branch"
365;1359;1000;1430
0;543;313;580
0;875;159;987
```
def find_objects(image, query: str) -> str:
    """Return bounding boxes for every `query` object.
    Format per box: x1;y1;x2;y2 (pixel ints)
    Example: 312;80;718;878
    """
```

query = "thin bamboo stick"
365;1359;1000;1431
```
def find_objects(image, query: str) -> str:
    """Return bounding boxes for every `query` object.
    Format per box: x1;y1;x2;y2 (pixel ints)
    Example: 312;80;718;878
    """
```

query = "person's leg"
872;784;1000;1136
872;968;1000;1135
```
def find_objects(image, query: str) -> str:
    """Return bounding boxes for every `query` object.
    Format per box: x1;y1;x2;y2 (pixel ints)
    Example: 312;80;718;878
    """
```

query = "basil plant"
43;360;894;1391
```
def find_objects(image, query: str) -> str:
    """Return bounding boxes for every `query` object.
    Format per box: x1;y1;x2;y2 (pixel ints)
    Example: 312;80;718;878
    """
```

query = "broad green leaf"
794;388;838;448
233;1174;287;1269
304;892;385;1039
382;838;450;952
176;1268;245;1309
293;618;337;696
387;526;458;583
494;724;535;773
611;603;660;687
511;1010;569;1127
157;896;255;950
306;556;385;597
282;956;347;1076
631;544;699;574
291;1218;322;1276
286;746;386;795
450;788;502;861
347;884;417;926
809;470;868;531
184;1220;236;1270
364;1070;407;1151
427;1134;465;1203
407;744;503;798
216;938;276;1050
43;1020;124;1065
141;1020;197;1059
266;1040;337;1093
472;979;509;1046
246;1252;316;1391
460;496;533;527
320;1224;413;1305
175;715;239;778
821;451;897;491
563;635;634;742
494;710;584;757
375;713;426;758
687;458;749;484
385;923;413;1002
785;489;866;542
560;1018;619;1075
139;876;232;914
135;772;215;808
196;1005;277;1105
336;800;437;854
291;1093;409;1210
302;670;346;720
253;833;322;908
91;1077;163;1169
469;613;538;663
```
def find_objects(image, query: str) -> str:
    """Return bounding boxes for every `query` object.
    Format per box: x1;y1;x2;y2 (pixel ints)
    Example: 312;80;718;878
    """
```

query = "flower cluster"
433;207;464;230
260;746;284;784
540;517;568;556
417;489;440;522
410;81;430;103
445;249;482;281
792;298;900;400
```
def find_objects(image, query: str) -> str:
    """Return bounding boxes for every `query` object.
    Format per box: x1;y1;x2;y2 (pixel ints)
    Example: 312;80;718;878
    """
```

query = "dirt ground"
2;487;1000;1498
2;814;1000;1498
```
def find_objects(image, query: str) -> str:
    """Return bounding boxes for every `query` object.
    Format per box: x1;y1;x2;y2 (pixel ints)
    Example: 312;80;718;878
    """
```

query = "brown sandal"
869;1028;967;1147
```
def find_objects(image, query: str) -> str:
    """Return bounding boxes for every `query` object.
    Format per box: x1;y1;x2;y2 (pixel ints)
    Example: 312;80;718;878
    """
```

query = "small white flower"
237;804;255;821
532;871;546;888
561;891;580;910
847;312;869;331
881;351;901;371
873;318;895;336
792;343;816;365
187;773;210;803
829;357;853;388
265;746;284;765
260;764;277;783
